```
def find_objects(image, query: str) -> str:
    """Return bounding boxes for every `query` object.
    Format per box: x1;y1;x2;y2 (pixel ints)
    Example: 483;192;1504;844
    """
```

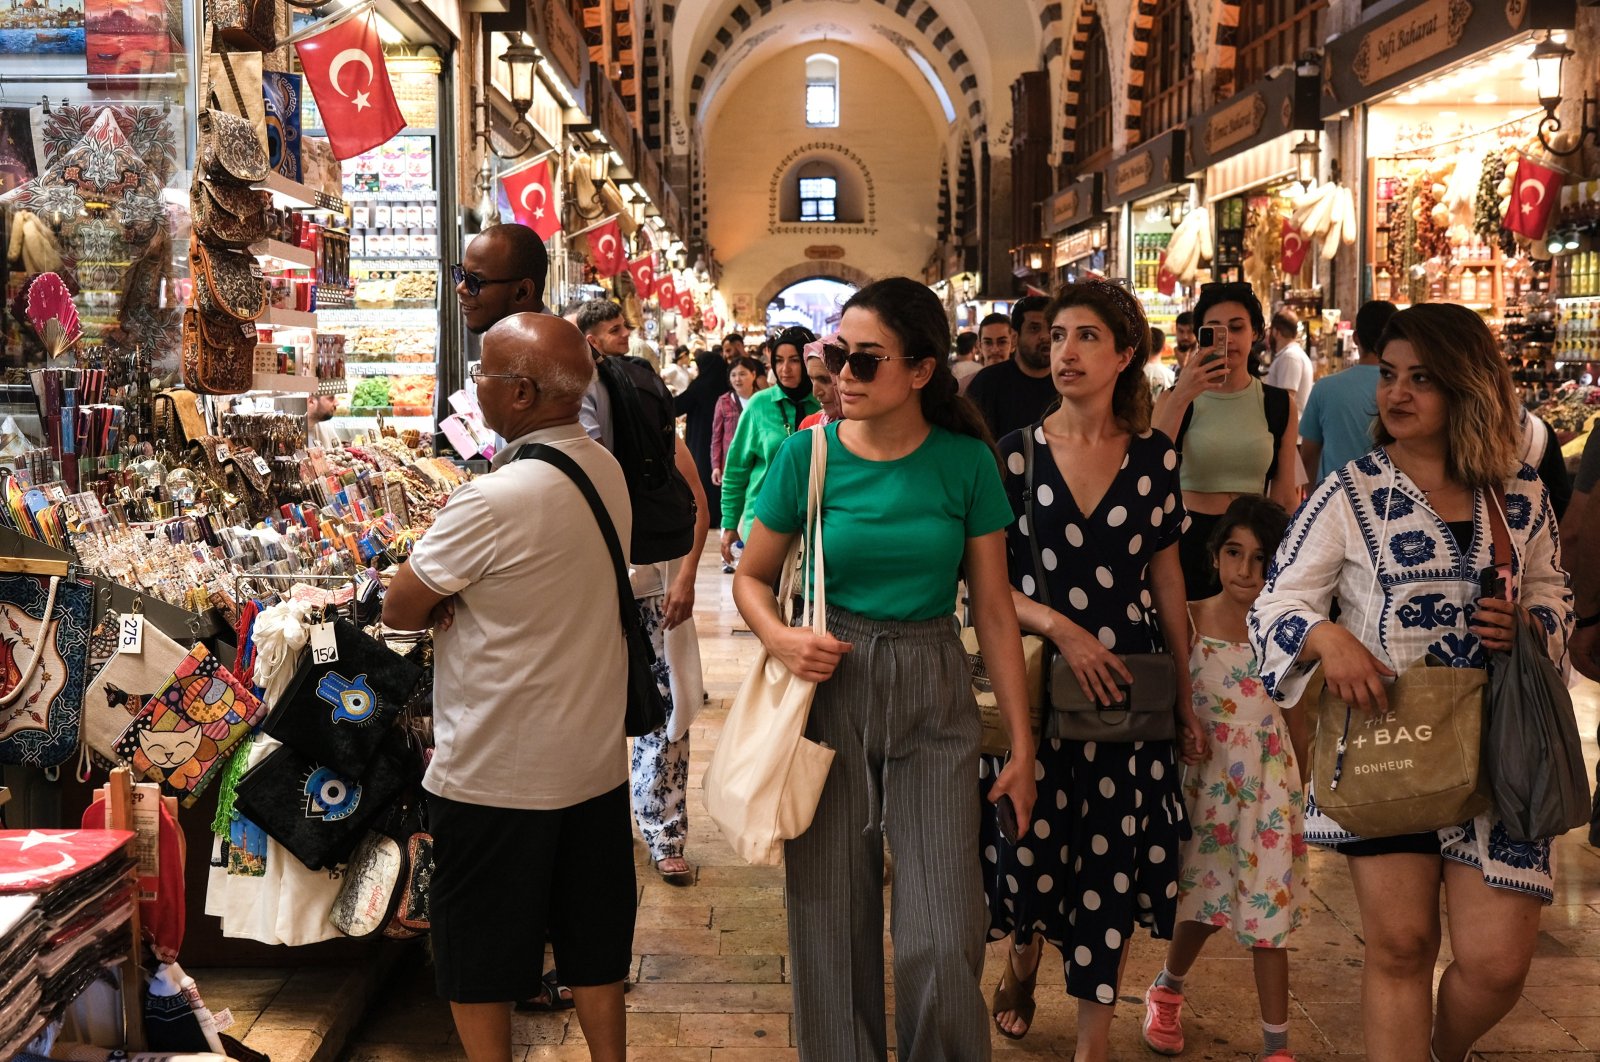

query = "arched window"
806;53;840;127
1078;15;1113;162
797;161;838;221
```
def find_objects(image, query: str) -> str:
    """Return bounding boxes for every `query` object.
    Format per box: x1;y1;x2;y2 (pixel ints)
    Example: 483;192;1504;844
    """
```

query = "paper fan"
26;273;80;359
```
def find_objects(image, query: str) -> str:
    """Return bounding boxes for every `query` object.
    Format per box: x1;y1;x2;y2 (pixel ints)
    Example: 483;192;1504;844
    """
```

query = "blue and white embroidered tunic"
1248;449;1572;901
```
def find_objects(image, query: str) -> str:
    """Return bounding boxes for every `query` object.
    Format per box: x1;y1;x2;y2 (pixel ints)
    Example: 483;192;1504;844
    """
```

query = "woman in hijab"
677;345;733;532
719;326;820;566
799;332;842;430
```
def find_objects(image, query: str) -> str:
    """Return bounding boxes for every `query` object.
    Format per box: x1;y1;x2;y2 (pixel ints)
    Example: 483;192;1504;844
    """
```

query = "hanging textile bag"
205;51;268;156
264;618;424;777
190;238;264;325
1481;485;1591;841
196;107;268;185
702;426;836;865
190;180;269;250
81;614;189;771
328;828;405;938
0;574;95;769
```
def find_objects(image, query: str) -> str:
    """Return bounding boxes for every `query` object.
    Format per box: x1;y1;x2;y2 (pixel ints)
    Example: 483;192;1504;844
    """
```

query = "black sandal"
515;969;575;1012
991;939;1041;1040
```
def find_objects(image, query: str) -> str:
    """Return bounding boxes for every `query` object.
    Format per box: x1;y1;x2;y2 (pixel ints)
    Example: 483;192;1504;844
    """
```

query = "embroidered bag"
0;575;94;768
207;0;277;52
117;643;267;806
232;730;419;870
206;51;267;155
265;619;423;776
191;238;264;324
181;308;254;396
82;616;188;770
197;108;268;185
387;830;433;937
191;180;269;250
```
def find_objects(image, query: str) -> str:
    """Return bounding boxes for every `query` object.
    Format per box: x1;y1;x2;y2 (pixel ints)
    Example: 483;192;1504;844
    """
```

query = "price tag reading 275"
119;614;144;654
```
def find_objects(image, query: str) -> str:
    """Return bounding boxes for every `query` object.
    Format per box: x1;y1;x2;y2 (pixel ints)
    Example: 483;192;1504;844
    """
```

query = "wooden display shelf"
257;308;318;329
250;373;319;393
257;172;348;213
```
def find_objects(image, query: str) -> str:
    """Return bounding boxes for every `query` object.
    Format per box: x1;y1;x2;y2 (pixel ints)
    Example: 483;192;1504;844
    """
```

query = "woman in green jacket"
719;325;819;564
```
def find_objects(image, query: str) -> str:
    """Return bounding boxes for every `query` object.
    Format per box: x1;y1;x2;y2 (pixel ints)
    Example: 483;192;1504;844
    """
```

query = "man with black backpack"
575;299;709;888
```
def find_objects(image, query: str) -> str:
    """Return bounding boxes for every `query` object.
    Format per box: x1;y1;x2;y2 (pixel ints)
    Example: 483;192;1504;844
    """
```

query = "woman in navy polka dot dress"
981;281;1205;1057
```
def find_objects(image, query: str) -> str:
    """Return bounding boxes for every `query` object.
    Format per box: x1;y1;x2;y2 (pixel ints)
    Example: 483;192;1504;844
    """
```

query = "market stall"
1103;128;1191;335
1044;174;1111;287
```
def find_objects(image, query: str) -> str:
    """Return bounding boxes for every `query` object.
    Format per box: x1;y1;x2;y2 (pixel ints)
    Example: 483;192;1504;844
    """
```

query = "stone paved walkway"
336;544;1600;1061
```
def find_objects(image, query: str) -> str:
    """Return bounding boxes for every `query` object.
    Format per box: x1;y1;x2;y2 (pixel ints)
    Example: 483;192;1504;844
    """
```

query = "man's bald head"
478;314;594;437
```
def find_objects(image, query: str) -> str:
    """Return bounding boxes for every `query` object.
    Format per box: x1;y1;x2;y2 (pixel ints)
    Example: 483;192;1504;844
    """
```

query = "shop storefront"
1044;174;1111;285
1104;128;1191;333
1186;66;1329;353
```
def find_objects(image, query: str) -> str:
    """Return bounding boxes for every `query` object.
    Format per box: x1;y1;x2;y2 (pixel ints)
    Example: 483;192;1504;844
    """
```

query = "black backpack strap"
515;442;637;637
1262;383;1290;488
1174;401;1195;451
1021;426;1051;748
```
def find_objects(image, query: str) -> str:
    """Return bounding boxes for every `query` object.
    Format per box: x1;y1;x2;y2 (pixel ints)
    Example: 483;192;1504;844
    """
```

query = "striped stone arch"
1058;0;1099;164
1123;0;1158;144
1037;0;1064;64
684;0;987;138
757;261;876;311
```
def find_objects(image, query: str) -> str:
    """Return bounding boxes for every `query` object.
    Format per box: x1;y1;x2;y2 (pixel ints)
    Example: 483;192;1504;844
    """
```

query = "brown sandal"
991;939;1041;1040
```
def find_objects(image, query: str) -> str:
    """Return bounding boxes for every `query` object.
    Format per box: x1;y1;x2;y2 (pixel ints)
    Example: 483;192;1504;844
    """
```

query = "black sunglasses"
821;343;917;382
452;264;523;297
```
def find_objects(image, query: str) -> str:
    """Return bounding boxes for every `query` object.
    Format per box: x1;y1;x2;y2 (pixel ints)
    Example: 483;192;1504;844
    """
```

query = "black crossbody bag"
1022;427;1178;743
516;443;668;737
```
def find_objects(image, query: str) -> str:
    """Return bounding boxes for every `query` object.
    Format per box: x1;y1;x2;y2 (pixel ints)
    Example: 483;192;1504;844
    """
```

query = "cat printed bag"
82;619;189;770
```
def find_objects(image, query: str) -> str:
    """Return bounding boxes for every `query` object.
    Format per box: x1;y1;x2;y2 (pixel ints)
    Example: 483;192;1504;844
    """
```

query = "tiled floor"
336;545;1600;1061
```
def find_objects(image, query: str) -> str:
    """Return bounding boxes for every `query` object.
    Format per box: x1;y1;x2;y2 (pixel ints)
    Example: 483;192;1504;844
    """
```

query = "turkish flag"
679;290;696;318
1506;157;1563;240
1156;251;1178;296
1280;219;1312;275
655;271;677;305
502;158;560;240
0;829;135;892
703;310;721;332
627;255;656;299
295;12;406;161
582;217;626;278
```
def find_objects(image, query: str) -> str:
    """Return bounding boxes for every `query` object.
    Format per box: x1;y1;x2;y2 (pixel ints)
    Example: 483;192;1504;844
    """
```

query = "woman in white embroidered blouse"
1248;304;1572;1062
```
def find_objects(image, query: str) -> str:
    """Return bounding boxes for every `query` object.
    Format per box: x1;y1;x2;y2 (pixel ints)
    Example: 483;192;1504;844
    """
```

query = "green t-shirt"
753;422;1013;622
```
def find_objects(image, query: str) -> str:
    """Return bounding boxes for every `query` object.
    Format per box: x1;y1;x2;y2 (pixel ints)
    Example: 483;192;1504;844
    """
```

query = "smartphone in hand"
996;795;1020;845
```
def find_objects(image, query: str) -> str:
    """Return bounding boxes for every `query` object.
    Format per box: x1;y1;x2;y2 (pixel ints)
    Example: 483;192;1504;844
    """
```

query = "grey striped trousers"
785;606;990;1062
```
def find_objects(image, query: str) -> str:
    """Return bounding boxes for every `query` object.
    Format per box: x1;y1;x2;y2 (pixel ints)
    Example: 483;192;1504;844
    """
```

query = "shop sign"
805;245;846;260
1187;70;1319;173
1105;129;1185;207
594;69;637;176
1057;226;1103;265
536;0;587;111
1043;174;1099;236
1321;0;1573;117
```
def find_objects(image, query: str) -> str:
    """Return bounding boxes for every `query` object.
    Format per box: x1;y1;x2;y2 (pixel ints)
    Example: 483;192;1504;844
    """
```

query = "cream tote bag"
703;426;836;865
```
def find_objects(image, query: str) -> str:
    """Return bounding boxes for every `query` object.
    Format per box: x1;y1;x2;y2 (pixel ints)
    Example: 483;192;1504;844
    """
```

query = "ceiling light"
1474;93;1498;105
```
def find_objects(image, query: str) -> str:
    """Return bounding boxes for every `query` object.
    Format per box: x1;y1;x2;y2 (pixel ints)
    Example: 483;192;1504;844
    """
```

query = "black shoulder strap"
1175;401;1195;451
515;443;636;633
1262;383;1290;487
1021;426;1051;748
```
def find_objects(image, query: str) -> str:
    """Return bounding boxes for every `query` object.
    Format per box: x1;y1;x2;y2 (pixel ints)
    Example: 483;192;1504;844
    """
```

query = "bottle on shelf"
1375;267;1393;302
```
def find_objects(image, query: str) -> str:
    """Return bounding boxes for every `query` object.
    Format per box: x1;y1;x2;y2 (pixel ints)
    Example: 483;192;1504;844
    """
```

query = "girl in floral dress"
1143;495;1309;1061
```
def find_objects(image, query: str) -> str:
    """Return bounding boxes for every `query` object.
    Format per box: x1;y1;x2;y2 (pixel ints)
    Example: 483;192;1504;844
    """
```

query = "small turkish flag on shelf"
678;289;696;318
655;272;677;306
1505;157;1563;240
1280;219;1312;275
296;11;406;161
627;255;657;299
502;158;560;240
582;217;626;278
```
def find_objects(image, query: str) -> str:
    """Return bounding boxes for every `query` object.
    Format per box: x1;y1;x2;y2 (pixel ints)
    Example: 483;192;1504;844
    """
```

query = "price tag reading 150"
309;621;339;664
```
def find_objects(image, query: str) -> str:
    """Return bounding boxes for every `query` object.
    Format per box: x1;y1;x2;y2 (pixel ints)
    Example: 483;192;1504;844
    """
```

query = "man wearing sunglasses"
965;294;1057;442
454;223;549;335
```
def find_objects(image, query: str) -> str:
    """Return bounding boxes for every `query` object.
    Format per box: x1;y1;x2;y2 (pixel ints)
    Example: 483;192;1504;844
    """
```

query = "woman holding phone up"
734;277;1035;1061
1154;283;1299;599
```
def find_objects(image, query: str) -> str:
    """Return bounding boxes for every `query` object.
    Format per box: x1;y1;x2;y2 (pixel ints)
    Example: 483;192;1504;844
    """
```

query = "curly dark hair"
1207;494;1291;562
1043;281;1153;433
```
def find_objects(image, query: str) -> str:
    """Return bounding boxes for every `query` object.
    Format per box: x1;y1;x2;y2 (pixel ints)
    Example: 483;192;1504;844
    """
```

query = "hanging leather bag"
702;426;836;865
191;237;264;324
197;107;268;185
181;308;255;395
191;180;269;250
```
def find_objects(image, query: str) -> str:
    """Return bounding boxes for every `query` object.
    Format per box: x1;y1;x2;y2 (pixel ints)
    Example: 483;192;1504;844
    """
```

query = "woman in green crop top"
735;277;1035;1062
1153;283;1300;599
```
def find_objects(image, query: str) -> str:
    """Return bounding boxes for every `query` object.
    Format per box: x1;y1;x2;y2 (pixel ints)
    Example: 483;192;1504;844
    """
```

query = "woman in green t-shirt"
735;277;1036;1062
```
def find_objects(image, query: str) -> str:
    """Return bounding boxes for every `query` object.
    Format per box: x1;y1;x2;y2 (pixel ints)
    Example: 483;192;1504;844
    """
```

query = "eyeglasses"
820;343;917;382
452;264;524;297
467;363;537;391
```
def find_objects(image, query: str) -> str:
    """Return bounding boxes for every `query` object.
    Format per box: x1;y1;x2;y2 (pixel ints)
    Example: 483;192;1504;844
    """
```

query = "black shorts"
429;784;636;1003
1338;830;1443;858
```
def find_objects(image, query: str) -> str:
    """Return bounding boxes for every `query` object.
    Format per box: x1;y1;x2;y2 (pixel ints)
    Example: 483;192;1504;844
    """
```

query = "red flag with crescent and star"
1280;218;1312;275
582;217;626;278
655;271;677;305
679;290;696;318
501;158;560;240
295;12;406;161
627;254;657;300
1156;250;1178;295
1505;157;1563;240
0;829;135;892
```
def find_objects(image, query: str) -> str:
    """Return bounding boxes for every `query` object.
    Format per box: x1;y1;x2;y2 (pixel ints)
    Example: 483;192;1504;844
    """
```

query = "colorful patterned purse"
81;616;189;770
116;643;266;806
0;575;94;768
329;828;404;938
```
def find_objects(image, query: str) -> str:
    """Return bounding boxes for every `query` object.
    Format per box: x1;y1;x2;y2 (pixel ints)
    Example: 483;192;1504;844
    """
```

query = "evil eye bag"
232;730;418;870
264;619;423;777
0;574;94;769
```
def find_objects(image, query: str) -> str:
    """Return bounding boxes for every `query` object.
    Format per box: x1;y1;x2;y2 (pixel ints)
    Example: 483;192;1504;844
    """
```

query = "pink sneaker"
1142;984;1185;1055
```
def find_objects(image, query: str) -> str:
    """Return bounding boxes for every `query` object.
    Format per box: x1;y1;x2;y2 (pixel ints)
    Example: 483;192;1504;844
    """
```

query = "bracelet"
1576;612;1600;630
